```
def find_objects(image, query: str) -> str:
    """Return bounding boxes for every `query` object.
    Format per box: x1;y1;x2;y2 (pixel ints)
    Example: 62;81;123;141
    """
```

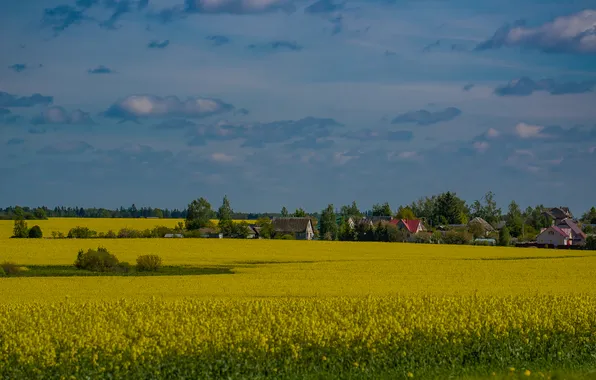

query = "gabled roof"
390;219;423;233
468;217;495;232
272;217;312;233
544;225;571;238
557;219;586;239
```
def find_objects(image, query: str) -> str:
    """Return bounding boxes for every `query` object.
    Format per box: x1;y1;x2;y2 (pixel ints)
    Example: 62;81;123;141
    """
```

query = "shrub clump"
68;226;97;239
0;266;5;277
74;247;128;272
28;225;43;239
136;255;163;272
1;262;24;276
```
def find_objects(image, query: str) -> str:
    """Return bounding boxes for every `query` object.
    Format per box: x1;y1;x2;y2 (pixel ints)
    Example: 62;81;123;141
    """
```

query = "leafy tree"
433;192;467;225
28;225;43;238
410;196;437;225
581;207;596;224
280;207;289;217
468;221;486;239
506;200;523;237
395;206;415;220
372;202;392;217
471;191;501;225
293;208;307;217
256;217;274;239
232;221;251;238
499;226;511;247
185;197;214;230
12;219;28;238
218;195;234;237
154;209;164;218
340;201;361;219
586;236;596;250
319;204;338;240
33;207;47;220
338;218;357;241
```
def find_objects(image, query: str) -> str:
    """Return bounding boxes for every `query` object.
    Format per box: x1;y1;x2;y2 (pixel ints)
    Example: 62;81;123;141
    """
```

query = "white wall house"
536;226;572;247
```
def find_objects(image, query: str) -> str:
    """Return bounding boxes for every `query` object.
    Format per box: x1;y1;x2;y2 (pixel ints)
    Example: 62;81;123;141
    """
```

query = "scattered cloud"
486;128;500;138
462;83;474;91
248;40;303;52
154;118;196;130
0;108;10;116
329;15;343;35
515;122;546;139
6;138;25;146
147;40;170;49
184;0;296;14
342;128;414;141
0;91;53;108
391;107;462;126
285;137;335;150
206;35;231;46
234;108;250;116
304;0;344;14
210;152;235;163
87;65;114;74
0;109;25;125
186;116;342;147
494;77;596;96
42;5;88;33
31;106;95;125
103;94;234;120
9;64;27;73
476;10;596;54
38;141;93;155
384;50;396;57
473;141;489;153
28;127;47;134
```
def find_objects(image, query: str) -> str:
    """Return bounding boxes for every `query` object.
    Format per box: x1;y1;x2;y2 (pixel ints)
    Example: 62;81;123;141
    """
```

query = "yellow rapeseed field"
1;218;596;378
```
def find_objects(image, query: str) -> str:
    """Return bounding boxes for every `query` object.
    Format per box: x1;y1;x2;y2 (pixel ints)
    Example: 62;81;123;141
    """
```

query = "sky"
1;0;595;214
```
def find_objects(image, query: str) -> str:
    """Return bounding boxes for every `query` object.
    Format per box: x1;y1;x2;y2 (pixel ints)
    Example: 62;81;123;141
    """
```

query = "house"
271;217;315;240
198;228;223;239
369;216;393;224
536;226;572;247
390;219;426;234
164;233;183;238
542;207;573;224
468;217;495;234
247;225;261;239
556;218;586;246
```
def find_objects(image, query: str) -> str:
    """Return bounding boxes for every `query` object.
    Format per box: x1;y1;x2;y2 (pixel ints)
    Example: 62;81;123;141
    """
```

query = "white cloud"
32;106;94;125
186;0;293;13
486;128;500;138
515;122;545;139
480;10;596;54
473;141;489;153
104;95;233;119
210;152;235;162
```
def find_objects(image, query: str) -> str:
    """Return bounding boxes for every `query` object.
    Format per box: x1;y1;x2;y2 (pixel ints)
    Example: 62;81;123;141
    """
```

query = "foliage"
499;227;511;247
33;207;47;220
218;195;234;237
581;207;596;225
586;236;596;250
232;221;251;239
340;201;361;219
374;223;407;242
371;202;392;217
74;247;127;272
433;192;468;226
0;262;24;276
293;208;307;217
256;218;274;239
136;255;163;272
319;204;338;240
505;200;523;237
442;230;472;245
395;206;415;220
468;220;486;239
28;225;43;239
0;266;4;277
12;219;29;238
275;233;295;240
338;218;357;241
186;198;215;231
412;231;432;244
470;191;501;226
280;207;289;217
68;226;97;239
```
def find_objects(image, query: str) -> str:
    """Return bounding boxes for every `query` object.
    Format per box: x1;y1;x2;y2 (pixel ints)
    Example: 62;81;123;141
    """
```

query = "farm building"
468;217;495;234
198;228;223;239
271;217;314;240
556;218;586;246
389;219;426;234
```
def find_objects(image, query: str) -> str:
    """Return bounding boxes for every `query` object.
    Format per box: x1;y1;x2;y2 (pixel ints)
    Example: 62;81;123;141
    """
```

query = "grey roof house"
271;217;314;240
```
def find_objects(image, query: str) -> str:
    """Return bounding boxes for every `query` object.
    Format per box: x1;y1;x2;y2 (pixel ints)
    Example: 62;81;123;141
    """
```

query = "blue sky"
1;0;595;213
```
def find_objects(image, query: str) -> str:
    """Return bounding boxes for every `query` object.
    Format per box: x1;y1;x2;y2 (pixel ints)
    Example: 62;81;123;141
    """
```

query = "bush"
413;232;432;244
12;219;28;238
1;262;23;276
0;267;5;277
28;225;43;238
136;255;163;272
74;247;125;272
68;226;97;239
443;230;473;245
586;236;596;250
275;234;295;240
117;228;142;238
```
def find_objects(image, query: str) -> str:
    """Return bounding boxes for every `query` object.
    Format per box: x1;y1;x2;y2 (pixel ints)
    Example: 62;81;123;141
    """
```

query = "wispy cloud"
0;91;53;107
38;141;93;155
392;107;462;126
477;10;596;54
147;40;170;49
9;64;27;73
32;106;95;125
494;77;596;96
87;65;114;74
206;35;231;46
248;40;303;52
184;0;295;14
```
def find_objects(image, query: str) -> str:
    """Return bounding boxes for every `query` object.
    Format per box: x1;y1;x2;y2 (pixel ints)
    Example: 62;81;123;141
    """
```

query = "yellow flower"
407;372;414;378
524;370;531;376
322;356;327;361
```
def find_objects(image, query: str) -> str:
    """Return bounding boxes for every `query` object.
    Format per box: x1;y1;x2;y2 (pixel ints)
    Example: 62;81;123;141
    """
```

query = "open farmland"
1;219;596;379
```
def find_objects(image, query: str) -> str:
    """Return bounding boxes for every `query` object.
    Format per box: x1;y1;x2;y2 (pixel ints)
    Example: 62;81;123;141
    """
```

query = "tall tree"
433;192;467;225
395;206;415;220
581;207;596;224
410;196;437;225
340;201;361;219
506;200;523;237
185;197;214;230
280;207;289;217
372;202;392;217
218;195;234;237
319;204;338;240
293;208;307;217
471;191;501;225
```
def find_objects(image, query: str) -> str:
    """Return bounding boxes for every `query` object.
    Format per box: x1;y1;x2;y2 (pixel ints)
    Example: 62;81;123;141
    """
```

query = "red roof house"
390;219;426;234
